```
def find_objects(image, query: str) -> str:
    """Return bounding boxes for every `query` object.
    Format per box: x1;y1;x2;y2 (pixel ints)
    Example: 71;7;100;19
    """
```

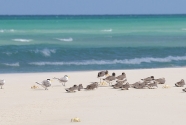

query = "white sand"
0;68;186;125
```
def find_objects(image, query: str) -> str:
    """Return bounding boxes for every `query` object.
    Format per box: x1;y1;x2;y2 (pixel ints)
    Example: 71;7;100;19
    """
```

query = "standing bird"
0;79;5;89
36;79;51;90
97;70;109;84
53;75;69;86
103;72;116;86
116;72;126;81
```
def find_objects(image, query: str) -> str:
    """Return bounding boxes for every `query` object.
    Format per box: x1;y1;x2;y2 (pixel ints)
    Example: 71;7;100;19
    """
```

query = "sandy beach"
0;68;186;125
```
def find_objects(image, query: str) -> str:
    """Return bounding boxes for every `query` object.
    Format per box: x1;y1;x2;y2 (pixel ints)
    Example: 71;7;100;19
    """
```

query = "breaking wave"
3;62;20;67
28;55;186;66
31;48;56;57
12;39;33;42
56;38;73;42
0;29;15;33
101;29;112;32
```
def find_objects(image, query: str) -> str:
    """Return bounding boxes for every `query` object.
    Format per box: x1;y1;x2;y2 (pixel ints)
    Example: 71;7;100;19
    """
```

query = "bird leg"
62;82;65;86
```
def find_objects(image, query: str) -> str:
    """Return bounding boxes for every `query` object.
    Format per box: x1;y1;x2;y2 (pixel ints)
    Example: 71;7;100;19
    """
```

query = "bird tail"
35;82;41;85
65;89;69;92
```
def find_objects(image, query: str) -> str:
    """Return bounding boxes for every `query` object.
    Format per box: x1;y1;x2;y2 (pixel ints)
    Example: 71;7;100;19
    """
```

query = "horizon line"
0;13;186;16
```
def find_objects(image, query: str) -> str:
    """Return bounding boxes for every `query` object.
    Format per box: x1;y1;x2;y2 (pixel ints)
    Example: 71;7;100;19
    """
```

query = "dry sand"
0;68;186;125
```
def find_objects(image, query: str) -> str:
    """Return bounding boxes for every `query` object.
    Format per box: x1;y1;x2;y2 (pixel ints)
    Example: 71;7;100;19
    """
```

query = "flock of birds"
0;70;186;92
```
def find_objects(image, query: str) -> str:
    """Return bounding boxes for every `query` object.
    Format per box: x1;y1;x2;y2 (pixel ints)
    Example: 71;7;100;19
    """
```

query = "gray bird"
141;76;154;82
103;72;116;86
84;82;98;90
131;81;147;89
97;70;108;83
121;82;130;90
116;72;126;81
36;79;51;90
53;75;69;86
78;84;84;91
147;81;158;89
175;79;185;87
0;79;5;89
112;80;126;89
154;78;165;84
65;85;79;93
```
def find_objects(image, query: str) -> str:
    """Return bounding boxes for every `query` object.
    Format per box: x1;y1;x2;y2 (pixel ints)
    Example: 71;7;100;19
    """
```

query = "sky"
0;0;186;15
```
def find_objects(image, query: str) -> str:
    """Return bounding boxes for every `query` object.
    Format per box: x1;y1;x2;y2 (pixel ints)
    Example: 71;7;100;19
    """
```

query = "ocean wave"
12;39;33;42
101;29;112;32
2;52;13;56
28;55;186;66
0;30;4;33
31;48;56;57
56;38;73;42
0;29;15;33
3;62;20;67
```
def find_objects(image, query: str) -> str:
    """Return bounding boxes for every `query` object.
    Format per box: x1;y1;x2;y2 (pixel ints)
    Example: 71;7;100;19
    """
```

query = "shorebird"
121;82;130;90
116;72;126;81
78;84;84;91
175;79;185;87
103;72;116;86
131;81;147;89
112;80;126;89
36;79;51;90
84;82;98;90
141;76;154;82
65;85;79;93
97;70;109;84
53;75;69;86
154;78;165;84
147;81;158;89
0;79;5;89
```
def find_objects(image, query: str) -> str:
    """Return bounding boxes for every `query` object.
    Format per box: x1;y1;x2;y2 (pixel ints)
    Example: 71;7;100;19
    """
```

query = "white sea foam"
56;38;73;42
3;62;20;67
10;29;15;32
0;30;4;33
32;48;56;57
101;29;112;32
3;52;12;56
12;39;33;42
28;55;186;66
0;29;15;33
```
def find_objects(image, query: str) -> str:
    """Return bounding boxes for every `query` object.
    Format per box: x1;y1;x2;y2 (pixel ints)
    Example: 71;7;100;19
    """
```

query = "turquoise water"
1;15;186;73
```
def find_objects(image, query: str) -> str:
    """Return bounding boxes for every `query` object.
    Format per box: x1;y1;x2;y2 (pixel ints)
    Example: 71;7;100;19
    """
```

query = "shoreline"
0;66;185;74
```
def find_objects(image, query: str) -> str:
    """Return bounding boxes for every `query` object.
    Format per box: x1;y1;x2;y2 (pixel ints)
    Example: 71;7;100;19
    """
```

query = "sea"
0;15;186;73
